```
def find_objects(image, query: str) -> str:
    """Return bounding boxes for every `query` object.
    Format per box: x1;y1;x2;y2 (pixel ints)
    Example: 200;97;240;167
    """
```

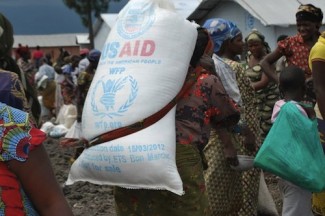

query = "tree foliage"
63;0;120;49
63;0;110;26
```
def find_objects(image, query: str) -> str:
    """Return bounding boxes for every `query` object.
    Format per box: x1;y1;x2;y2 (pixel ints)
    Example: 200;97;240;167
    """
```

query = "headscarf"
245;29;271;54
87;49;101;63
0;14;13;57
296;4;323;23
203;18;241;53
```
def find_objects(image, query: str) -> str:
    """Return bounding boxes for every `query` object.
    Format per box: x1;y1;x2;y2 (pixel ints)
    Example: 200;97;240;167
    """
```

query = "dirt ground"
44;137;283;216
44;138;117;216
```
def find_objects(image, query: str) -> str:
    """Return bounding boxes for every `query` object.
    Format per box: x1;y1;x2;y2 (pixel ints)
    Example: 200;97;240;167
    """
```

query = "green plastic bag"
254;101;325;192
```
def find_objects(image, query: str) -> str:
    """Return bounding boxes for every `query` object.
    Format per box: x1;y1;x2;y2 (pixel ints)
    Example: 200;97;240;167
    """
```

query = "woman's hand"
223;144;239;167
242;126;256;152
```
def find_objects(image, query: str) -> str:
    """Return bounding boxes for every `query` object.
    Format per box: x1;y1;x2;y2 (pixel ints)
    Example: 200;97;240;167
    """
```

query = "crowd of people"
0;2;325;216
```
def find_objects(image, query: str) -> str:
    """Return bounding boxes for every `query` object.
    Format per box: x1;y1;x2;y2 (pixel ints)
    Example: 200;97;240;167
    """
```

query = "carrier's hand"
242;127;256;152
224;146;239;166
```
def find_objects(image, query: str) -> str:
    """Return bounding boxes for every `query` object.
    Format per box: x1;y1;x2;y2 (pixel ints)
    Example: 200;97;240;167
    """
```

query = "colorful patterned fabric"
60;64;76;105
113;28;240;215
204;130;243;215
225;59;261;216
245;64;279;139
296;4;323;23
16;58;36;89
0;70;30;114
277;34;312;78
0;102;46;159
176;71;240;153
207;57;261;216
114;143;211;216
0;103;46;216
77;70;94;108
41;80;56;110
113;64;240;215
61;78;75;105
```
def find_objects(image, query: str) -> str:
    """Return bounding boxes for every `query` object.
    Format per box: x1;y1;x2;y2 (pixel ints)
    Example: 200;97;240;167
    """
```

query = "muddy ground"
44;138;283;216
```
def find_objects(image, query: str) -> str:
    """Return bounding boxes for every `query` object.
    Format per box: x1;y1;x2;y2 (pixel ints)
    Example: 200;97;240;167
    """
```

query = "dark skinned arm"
8;145;73;216
260;49;283;83
312;60;325;118
252;72;270;91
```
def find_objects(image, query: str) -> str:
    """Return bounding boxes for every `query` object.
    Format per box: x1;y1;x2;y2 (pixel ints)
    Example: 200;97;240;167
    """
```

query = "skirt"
204;130;243;216
114;143;211;216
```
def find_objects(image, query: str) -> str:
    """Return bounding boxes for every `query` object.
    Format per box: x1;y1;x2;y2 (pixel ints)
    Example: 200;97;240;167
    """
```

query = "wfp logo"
117;3;155;39
91;76;138;118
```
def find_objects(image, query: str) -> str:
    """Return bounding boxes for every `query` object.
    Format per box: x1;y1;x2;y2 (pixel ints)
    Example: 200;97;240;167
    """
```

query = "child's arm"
298;102;316;119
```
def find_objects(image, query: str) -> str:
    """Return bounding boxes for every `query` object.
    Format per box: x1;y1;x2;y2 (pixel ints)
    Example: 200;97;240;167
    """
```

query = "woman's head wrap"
87;49;101;63
245;29;264;42
296;4;323;23
203;18;241;53
0;13;14;57
245;29;271;53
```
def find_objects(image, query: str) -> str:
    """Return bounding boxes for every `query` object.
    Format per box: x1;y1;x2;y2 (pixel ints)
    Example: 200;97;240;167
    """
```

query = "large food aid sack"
66;0;197;195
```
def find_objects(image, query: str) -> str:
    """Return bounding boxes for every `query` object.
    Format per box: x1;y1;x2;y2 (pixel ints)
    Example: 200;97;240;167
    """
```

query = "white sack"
65;121;83;139
67;0;197;195
56;104;77;129
81;0;197;139
67;107;183;195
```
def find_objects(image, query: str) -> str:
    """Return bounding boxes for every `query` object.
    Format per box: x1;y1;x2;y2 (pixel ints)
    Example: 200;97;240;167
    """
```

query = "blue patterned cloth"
203;18;241;53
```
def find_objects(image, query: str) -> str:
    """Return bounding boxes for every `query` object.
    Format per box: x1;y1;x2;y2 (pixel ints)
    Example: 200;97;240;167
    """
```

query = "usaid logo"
117;3;155;39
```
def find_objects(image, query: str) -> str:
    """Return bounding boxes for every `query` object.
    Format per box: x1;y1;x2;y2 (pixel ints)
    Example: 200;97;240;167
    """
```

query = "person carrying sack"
255;66;324;216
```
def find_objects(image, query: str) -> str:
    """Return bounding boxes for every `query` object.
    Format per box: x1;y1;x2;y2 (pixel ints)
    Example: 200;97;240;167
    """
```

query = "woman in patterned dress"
0;13;73;216
203;18;261;216
114;27;240;216
245;30;279;139
261;4;323;104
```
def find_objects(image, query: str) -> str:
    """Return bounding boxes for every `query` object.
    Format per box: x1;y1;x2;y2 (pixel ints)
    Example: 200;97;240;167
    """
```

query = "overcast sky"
0;0;128;35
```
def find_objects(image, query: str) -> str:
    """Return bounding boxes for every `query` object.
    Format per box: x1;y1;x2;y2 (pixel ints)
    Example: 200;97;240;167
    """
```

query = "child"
271;65;315;216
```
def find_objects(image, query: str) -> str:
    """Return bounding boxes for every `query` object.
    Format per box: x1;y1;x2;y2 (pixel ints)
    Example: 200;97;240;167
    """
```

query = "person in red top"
32;45;44;70
261;4;323;82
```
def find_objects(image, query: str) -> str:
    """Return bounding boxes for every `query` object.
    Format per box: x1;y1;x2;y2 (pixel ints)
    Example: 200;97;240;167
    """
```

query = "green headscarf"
245;29;271;54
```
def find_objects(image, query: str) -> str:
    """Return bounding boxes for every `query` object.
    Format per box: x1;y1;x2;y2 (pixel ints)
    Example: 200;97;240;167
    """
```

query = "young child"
271;65;315;216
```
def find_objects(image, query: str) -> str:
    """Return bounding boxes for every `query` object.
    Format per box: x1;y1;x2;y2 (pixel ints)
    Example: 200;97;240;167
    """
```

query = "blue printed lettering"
104;165;121;173
130;155;144;163
109;67;125;74
91;163;102;171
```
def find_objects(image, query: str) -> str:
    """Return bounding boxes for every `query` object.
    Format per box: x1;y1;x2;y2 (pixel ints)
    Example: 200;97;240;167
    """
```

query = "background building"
188;0;325;49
